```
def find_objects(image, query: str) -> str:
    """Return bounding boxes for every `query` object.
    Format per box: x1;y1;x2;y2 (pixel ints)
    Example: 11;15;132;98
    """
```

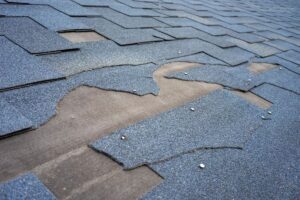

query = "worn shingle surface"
0;0;300;199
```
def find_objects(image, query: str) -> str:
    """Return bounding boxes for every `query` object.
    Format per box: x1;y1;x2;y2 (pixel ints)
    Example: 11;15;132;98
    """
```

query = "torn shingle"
59;31;107;43
91;89;263;169
142;84;300;200
167;63;300;94
0;17;77;54
42;39;238;76
1;64;159;129
0;36;64;91
0;173;57;200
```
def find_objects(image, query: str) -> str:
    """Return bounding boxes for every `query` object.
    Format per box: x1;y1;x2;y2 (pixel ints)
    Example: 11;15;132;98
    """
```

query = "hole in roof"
59;31;107;43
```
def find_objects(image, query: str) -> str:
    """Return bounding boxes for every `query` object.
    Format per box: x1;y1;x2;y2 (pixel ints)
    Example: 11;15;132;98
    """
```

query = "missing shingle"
248;63;278;74
34;146;162;200
59;31;107;43
233;91;272;109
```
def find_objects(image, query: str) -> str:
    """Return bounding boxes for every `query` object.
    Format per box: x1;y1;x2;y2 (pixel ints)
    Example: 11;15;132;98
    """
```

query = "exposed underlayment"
0;0;300;199
59;31;107;43
248;62;278;74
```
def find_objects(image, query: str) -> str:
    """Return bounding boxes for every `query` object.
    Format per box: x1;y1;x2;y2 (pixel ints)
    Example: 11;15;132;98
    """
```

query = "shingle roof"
0;0;299;199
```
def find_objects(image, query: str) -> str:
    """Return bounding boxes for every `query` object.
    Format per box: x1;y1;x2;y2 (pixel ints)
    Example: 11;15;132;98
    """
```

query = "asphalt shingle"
0;173;57;200
0;4;90;31
0;17;77;54
0;36;64;91
91;89;263;169
143;84;300;200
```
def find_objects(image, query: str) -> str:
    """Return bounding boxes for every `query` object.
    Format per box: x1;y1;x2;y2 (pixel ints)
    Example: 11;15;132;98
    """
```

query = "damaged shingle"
1;63;159;130
167;63;300;93
142;84;300;200
91;89;263;169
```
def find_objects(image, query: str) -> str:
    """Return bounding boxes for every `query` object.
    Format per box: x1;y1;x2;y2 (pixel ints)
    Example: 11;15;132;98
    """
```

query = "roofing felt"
0;0;299;199
0;17;77;54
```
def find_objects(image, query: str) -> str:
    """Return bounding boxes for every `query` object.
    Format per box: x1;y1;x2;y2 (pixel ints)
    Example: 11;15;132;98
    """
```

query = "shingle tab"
0;98;32;137
91;90;263;169
0;17;77;54
0;36;64;91
0;173;57;200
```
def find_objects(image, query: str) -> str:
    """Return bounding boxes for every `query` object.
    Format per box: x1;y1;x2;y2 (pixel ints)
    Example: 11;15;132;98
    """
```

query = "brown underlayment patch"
34;146;161;200
0;62;222;199
248;63;278;74
59;31;107;43
233;91;272;109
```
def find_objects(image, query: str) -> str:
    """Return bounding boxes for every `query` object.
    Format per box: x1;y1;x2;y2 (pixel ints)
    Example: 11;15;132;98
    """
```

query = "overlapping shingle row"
0;0;299;199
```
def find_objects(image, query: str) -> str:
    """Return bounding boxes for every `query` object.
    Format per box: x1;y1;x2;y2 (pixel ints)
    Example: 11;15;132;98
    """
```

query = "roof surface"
0;0;299;199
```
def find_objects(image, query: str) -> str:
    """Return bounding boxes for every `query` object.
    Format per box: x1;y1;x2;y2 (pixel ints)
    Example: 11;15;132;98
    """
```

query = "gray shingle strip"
166;53;226;65
252;55;300;74
0;17;77;54
167;63;300;93
255;30;300;46
87;7;167;28
91;89;264;169
5;0;99;16
117;0;159;9
224;36;281;57
276;50;300;65
143;84;300;200
1;63;159;128
42;38;254;76
0;4;90;31
78;17;171;45
265;39;300;52
0;98;33;137
156;27;235;48
0;36;64;91
0;173;57;200
109;3;164;17
156;16;265;43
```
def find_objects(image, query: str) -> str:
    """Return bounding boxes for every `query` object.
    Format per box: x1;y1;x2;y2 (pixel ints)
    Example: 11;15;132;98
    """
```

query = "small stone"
133;89;137;93
184;72;188;75
178;50;182;54
190;107;195;111
199;163;205;169
120;135;127;140
261;115;266;120
267;111;272;115
248;78;252;81
279;67;282;70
